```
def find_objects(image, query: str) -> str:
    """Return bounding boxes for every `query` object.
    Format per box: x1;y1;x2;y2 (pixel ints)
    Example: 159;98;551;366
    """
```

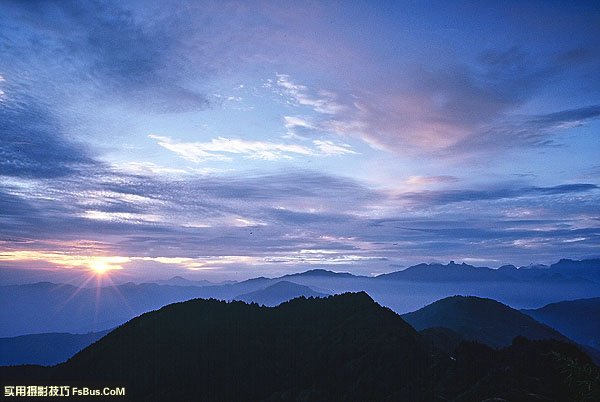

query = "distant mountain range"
149;276;215;286
233;281;328;306
149;258;600;285
1;293;598;401
377;258;600;283
1;258;597;338
0;330;110;366
149;276;238;286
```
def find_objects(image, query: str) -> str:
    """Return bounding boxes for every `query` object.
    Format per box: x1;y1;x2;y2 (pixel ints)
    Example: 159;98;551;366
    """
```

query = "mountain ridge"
402;295;570;348
1;292;598;401
523;297;600;349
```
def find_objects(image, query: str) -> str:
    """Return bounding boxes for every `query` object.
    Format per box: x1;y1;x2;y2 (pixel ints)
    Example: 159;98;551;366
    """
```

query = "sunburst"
89;260;112;275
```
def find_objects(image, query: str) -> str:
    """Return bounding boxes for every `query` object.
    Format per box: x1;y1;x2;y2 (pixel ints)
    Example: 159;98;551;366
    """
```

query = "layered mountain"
3;258;598;338
402;295;569;348
0;330;110;366
233;280;328;306
1;293;599;401
523;297;600;349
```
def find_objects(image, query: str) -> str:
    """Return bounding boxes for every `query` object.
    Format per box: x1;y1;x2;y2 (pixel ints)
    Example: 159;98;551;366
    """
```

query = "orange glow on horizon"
0;250;130;272
0;250;261;273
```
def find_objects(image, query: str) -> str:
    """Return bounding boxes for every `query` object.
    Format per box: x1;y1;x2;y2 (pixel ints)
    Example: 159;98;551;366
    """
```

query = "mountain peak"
56;291;427;401
402;295;568;348
283;269;355;278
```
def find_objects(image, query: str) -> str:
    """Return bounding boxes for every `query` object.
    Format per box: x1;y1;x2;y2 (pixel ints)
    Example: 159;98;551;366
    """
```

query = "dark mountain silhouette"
419;327;465;355
0;330;110;366
1;293;599;401
523;297;600;349
57;293;434;401
233;281;328;306
402;295;570;348
441;337;600;402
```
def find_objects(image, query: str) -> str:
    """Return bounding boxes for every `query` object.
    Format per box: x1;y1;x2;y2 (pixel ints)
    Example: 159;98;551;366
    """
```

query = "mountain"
56;293;434;401
376;261;508;282
149;276;215;286
418;327;464;355
523;297;600;349
1;293;598;402
402;295;569;348
281;269;359;278
500;259;600;283
0;330;110;366
376;259;600;283
546;258;600;283
233;280;328;306
442;336;600;402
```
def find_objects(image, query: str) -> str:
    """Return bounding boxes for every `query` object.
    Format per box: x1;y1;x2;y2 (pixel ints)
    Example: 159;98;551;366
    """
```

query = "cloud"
149;134;357;161
273;44;599;160
1;3;600;276
400;183;599;205
283;116;315;130
312;140;357;155
0;0;209;113
405;176;459;186
343;50;562;154
449;104;600;154
149;135;313;161
0;92;98;178
1;163;599;274
275;74;345;114
532;104;600;125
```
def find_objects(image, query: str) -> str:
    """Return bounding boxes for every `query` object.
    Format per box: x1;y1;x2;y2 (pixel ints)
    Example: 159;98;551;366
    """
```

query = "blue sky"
0;0;598;282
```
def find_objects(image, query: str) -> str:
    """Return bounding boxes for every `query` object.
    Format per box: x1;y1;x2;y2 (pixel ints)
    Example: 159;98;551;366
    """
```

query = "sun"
90;260;111;275
86;256;129;276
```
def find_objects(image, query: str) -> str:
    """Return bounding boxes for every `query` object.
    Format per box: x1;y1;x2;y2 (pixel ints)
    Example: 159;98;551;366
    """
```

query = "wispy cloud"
448;104;600;154
0;92;99;178
399;183;599;205
312;140;357;155
405;176;459;186
275;74;345;114
1;161;598;276
273;47;600;160
1;0;209;113
149;134;356;161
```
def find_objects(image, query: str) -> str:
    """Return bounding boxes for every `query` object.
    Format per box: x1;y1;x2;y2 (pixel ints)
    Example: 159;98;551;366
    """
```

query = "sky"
0;0;599;283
